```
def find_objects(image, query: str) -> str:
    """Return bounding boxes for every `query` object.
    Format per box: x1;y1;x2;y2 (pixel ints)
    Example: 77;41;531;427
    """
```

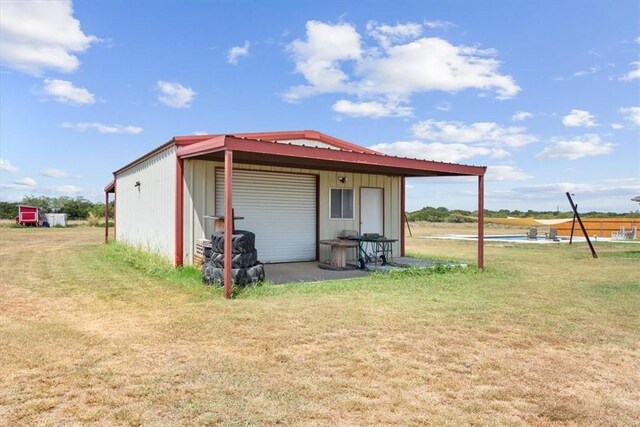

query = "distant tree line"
0;195;114;220
406;206;640;222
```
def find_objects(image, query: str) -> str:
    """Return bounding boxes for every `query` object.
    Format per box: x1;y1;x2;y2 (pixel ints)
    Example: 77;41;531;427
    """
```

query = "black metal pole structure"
565;192;597;259
569;205;577;245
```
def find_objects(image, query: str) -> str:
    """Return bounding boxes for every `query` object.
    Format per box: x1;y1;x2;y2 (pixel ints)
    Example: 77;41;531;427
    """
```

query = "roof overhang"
176;135;486;177
104;180;116;193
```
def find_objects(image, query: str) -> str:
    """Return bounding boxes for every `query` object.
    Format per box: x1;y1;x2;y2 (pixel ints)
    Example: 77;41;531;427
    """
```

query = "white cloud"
554;63;614;81
61;122;143;134
484;178;640;211
227;41;250;64
0;184;25;191
54;185;82;194
41;168;69;178
332;99;412;118
537;134;614;160
284;20;520;105
424;20;456;30
620;61;640;81
573;65;600;77
513;178;640;198
369;140;506;163
0;182;85;197
610;123;624;130
156;80;196;108
411;119;537;147
562;109;598;127
285;21;362;102
0;158;19;173
39;79;95;105
435;101;452;111
620;106;640;126
366;21;423;49
357;37;520;99
0;0;97;75
511;111;533;121
485;165;532;181
14;177;37;187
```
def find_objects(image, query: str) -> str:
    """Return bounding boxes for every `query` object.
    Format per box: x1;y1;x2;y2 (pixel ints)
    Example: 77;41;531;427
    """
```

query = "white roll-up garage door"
215;169;316;263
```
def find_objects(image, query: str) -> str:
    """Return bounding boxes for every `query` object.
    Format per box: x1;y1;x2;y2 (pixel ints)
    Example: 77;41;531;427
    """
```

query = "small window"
330;188;354;219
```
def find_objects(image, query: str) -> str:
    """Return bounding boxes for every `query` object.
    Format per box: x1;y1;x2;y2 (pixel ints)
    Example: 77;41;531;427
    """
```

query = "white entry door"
360;188;383;235
215;169;316;263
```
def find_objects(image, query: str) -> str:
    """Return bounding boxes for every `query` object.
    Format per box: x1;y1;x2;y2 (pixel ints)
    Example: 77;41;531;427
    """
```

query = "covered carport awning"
173;134;487;299
175;134;485;177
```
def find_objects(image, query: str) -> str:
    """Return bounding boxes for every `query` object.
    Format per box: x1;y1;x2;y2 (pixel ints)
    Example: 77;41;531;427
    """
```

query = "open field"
1;225;639;425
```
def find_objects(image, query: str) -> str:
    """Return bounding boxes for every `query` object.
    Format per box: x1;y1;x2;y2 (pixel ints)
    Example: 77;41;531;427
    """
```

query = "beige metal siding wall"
182;160;216;264
319;171;401;262
184;161;401;265
115;146;176;260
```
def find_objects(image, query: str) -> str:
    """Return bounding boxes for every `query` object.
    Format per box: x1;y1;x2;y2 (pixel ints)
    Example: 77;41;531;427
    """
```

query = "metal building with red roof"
105;130;486;296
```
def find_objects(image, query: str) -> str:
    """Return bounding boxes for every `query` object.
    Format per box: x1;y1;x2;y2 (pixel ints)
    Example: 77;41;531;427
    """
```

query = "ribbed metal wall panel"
182;160;216;264
115;146;176;260
182;162;401;266
215;169;316;263
318;171;401;262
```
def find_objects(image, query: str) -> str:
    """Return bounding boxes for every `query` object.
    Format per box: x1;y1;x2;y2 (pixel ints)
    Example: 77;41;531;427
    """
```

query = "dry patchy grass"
0;225;639;426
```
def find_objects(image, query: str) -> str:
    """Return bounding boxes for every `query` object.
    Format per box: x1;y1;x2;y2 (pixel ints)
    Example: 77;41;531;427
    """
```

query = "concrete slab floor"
264;258;464;285
264;262;369;284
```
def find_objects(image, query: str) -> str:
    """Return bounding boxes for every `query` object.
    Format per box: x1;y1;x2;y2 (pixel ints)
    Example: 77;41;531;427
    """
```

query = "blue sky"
1;0;639;212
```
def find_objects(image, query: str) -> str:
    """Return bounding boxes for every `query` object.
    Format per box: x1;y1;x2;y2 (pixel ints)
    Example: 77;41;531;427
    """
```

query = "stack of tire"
202;230;265;287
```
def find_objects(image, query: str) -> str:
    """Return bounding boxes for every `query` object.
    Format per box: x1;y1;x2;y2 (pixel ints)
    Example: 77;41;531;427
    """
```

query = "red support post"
113;180;117;241
400;176;406;257
315;174;320;261
175;158;184;267
105;192;109;243
478;174;485;270
224;150;234;299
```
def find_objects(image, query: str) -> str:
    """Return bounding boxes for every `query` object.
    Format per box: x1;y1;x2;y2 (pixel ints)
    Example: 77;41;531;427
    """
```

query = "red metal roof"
177;134;486;177
174;130;380;155
109;129;486;180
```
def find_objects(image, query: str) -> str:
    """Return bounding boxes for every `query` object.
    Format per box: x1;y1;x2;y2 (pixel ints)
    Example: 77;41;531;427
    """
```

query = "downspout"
175;158;184;267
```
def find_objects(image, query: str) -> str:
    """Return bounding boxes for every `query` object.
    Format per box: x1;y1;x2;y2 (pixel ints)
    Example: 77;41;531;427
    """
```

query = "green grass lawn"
1;226;638;425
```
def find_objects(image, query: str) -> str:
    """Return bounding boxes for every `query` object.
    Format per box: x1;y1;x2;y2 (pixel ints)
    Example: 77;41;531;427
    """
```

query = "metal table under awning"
347;236;398;270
